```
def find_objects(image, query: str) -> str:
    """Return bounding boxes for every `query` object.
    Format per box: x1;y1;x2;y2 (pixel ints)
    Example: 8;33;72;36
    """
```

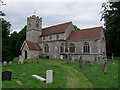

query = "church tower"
26;15;42;43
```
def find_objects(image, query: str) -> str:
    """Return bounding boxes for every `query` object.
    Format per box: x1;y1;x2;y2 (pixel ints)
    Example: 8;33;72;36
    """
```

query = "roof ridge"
42;21;72;30
80;26;103;31
25;40;38;44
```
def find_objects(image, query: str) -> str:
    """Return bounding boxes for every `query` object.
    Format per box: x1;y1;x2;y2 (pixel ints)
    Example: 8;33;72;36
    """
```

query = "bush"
2;48;14;62
38;54;45;59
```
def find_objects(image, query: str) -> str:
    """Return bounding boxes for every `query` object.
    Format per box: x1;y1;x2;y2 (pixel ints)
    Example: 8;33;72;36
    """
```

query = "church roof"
25;40;41;51
42;22;72;35
67;26;103;40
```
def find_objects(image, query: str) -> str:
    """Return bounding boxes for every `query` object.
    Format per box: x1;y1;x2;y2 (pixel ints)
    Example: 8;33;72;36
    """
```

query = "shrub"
38;54;45;59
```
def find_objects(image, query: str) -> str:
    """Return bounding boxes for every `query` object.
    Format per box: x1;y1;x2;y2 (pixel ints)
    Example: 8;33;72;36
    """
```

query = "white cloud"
2;1;104;32
3;0;106;2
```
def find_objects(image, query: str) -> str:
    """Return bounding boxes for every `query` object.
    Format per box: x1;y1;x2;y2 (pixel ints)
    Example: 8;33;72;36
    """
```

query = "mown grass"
2;58;119;88
2;58;67;88
0;62;2;89
63;59;119;88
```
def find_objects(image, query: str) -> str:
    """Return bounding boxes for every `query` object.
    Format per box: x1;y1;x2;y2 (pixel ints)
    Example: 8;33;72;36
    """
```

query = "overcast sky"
2;0;107;32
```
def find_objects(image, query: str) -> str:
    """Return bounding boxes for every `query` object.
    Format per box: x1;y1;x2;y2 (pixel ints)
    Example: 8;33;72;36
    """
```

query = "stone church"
21;15;106;63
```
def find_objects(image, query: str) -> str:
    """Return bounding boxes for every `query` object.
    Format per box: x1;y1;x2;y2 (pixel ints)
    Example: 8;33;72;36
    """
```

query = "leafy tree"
9;25;26;57
74;25;80;30
2;18;14;61
101;1;120;56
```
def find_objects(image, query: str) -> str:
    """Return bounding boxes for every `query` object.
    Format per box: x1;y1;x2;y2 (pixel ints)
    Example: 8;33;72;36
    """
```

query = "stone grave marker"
18;55;23;64
72;57;74;62
46;70;53;84
79;56;82;69
112;53;114;60
8;61;12;66
2;71;12;81
3;61;7;66
32;70;53;84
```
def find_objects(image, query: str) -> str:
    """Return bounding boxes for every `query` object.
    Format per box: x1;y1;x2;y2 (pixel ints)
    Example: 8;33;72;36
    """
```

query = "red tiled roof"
25;40;41;50
42;22;72;35
67;26;103;40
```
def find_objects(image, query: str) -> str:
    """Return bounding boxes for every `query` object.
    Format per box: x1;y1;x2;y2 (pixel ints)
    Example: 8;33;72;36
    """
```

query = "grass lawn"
0;62;2;89
63;59;119;88
2;58;119;88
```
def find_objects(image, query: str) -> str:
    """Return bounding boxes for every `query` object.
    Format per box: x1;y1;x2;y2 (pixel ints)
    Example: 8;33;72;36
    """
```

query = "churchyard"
2;58;118;88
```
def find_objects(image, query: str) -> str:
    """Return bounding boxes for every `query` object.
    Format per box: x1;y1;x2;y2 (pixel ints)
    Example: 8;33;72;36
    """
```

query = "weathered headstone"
18;55;23;64
2;71;12;81
67;53;70;64
79;56;82;69
8;61;12;66
46;70;53;84
3;61;7;66
32;70;53;84
112;53;114;60
103;62;107;74
60;55;63;59
72;57;74;62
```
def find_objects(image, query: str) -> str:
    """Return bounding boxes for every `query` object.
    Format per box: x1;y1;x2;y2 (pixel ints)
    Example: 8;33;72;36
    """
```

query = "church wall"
40;41;66;59
67;39;100;62
26;30;41;43
41;33;64;42
28;50;40;59
64;23;75;40
21;43;41;59
21;44;28;59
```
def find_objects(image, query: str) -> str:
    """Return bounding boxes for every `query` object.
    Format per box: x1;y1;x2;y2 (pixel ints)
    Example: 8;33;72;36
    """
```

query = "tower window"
36;23;39;27
29;23;31;27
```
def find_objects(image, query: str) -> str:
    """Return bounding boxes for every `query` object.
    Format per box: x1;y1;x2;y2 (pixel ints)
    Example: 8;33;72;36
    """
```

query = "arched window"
36;23;39;27
29;23;31;27
60;43;64;52
70;43;75;53
56;34;59;39
44;44;49;52
49;35;52;40
83;42;90;53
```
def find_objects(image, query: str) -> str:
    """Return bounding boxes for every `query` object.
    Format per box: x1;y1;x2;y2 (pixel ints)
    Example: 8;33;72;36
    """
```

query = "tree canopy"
2;17;26;61
2;18;14;61
101;1;120;56
74;25;80;30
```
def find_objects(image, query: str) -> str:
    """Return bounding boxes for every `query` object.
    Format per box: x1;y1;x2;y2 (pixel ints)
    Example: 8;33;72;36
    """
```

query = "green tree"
74;25;80;30
2;18;14;61
101;2;120;56
9;25;26;57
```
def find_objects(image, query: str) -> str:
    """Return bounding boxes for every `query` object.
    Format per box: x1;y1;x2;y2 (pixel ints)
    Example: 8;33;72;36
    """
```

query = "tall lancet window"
70;43;75;53
83;42;90;53
60;43;64;53
44;43;49;52
36;23;39;27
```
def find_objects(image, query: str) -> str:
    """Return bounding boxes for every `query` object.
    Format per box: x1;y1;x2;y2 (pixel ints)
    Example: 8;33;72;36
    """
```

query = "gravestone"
2;71;12;81
112;53;114;60
18;55;23;64
8;61;12;66
103;62;107;74
3;61;7;66
72;57;74;62
86;61;92;66
46;70;53;84
79;56;82;69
